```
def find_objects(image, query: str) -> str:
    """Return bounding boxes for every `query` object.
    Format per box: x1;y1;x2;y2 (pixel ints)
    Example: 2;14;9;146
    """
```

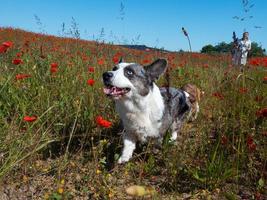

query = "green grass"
0;28;266;199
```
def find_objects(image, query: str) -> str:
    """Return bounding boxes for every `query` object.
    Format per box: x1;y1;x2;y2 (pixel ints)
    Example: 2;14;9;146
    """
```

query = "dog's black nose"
102;72;113;83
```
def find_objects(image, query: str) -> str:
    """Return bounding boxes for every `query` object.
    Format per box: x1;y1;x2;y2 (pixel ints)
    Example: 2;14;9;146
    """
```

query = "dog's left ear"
145;59;167;81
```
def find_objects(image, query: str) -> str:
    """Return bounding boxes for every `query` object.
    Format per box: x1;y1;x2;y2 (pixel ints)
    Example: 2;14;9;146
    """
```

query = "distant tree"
201;41;266;57
249;42;266;57
200;44;217;53
214;42;232;53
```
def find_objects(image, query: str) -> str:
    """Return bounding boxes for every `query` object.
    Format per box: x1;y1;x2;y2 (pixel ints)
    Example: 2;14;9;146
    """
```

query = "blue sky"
0;0;266;51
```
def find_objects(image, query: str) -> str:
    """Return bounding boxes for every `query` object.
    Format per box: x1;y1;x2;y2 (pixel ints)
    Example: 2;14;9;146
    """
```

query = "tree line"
201;42;266;57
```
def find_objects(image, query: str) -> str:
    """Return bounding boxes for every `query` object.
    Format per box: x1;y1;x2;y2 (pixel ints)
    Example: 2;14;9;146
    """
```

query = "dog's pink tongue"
103;87;113;95
103;87;125;96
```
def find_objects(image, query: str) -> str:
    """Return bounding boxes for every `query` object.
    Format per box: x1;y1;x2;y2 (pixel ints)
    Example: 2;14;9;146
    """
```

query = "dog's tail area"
181;83;203;121
181;83;202;104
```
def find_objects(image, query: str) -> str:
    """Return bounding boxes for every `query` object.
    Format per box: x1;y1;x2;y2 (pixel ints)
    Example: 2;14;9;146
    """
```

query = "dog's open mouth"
103;85;131;97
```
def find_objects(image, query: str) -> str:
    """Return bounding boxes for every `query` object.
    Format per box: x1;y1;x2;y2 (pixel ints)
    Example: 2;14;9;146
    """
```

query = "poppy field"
0;27;266;199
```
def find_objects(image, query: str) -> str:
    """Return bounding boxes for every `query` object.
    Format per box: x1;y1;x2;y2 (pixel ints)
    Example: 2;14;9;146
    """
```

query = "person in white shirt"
232;32;252;71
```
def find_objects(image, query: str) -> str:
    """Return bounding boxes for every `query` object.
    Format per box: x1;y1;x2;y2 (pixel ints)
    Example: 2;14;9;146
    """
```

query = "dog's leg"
118;133;136;164
170;117;186;142
170;121;181;142
170;131;178;141
193;102;199;120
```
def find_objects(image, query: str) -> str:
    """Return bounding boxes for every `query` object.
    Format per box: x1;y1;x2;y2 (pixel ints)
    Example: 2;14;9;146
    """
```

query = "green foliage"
201;41;266;57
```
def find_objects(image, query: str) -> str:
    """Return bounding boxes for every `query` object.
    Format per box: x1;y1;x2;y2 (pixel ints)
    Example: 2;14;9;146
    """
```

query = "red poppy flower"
0;46;7;53
112;56;119;64
15;74;31;80
16;52;22;57
0;41;12;54
12;58;23;65
255;96;263;102
23;116;37;122
2;41;13;48
87;79;95;86
212;92;224;100
50;67;58;73
239;87;248;94
256;108;267;118
50;63;58;68
249;58;260;66
203;63;209;68
96;116;112;128
246;135;254;146
88;67;95;73
142;59;151;64
97;58;105;65
248;143;256;152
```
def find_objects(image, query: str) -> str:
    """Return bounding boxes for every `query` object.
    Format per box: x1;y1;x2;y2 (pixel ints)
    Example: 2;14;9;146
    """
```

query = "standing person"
232;32;252;71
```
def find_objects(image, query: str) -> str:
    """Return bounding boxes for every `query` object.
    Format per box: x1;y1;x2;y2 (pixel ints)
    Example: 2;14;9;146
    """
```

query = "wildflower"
50;63;58;68
88;67;95;73
96;169;101;174
221;135;228;145
2;41;13;48
203;63;209;68
96;116;112;128
97;58;105;65
12;58;23;65
239;87;248;94
15;74;31;80
246;135;256;152
112;55;119;64
142;59;151;64
50;63;58;73
182;27;188;37
0;46;7;53
23;116;37;122
58;187;64;194
249;58;260;66
50;67;58;73
248;143;256;151
0;41;12;53
87;79;95;86
212;92;224;100
256;108;267;118
16;52;22;57
255;96;263;102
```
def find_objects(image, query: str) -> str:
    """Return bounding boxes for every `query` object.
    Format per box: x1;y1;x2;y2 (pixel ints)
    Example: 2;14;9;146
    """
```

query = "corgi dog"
102;59;195;163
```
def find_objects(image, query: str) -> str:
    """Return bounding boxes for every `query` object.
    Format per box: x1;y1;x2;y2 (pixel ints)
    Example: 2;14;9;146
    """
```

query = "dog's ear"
145;59;167;81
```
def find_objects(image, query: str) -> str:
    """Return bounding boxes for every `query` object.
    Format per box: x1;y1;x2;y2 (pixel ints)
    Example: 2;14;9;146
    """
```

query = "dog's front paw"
118;156;130;164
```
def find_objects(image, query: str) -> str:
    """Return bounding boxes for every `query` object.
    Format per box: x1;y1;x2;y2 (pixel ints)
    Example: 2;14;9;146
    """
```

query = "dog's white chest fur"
115;83;164;141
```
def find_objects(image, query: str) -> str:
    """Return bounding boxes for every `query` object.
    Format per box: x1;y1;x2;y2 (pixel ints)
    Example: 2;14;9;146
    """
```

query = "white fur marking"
118;134;136;163
170;131;177;141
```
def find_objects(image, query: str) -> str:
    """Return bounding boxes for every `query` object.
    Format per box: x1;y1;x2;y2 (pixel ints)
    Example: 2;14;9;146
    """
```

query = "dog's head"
102;58;167;99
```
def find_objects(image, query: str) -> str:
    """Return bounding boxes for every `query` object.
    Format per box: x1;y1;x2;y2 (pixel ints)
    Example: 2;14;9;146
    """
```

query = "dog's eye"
126;70;133;75
112;66;118;71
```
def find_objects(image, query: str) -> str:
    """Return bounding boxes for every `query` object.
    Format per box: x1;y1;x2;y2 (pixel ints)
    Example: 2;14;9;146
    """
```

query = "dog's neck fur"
115;83;164;140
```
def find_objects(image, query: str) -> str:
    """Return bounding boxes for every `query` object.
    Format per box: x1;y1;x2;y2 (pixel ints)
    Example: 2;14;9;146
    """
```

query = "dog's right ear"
145;59;168;81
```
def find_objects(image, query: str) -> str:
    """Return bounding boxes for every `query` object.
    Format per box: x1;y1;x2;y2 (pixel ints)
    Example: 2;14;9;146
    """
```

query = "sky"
0;0;266;51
